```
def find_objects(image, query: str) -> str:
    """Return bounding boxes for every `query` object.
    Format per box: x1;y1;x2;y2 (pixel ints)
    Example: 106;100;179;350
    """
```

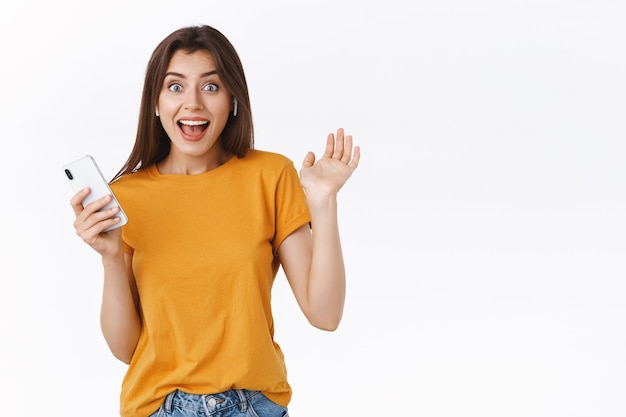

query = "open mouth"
178;119;209;137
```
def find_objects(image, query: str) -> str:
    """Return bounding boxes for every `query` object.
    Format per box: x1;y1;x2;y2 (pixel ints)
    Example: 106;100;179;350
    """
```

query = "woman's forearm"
306;193;346;331
100;253;141;364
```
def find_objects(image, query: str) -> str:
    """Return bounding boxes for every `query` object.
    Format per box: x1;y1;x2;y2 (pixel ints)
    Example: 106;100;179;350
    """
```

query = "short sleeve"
272;160;311;254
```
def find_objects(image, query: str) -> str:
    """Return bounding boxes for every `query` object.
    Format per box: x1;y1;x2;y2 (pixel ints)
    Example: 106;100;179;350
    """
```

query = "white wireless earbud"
155;106;160;117
233;98;238;117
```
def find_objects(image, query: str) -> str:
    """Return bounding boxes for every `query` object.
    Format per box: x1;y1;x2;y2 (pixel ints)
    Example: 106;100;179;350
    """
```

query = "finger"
341;134;354;165
348;145;361;171
322;133;335;159
75;205;120;233
332;128;345;159
79;216;121;245
302;151;316;168
71;189;114;218
94;216;122;235
83;193;114;217
70;187;90;216
79;214;121;240
90;205;121;226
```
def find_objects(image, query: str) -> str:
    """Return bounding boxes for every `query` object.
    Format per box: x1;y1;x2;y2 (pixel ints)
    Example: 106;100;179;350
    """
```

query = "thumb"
302;151;316;168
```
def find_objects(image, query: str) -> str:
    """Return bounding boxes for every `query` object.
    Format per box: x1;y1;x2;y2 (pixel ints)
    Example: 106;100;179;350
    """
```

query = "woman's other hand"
70;188;124;257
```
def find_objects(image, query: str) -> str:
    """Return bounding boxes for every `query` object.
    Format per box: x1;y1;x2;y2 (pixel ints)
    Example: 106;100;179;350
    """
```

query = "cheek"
216;99;234;119
157;95;175;114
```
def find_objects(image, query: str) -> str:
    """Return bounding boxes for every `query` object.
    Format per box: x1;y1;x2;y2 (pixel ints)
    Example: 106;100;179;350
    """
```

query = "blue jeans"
149;389;289;417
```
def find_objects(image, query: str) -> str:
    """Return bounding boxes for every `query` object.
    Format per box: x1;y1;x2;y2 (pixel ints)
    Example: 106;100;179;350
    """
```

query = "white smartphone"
63;155;128;232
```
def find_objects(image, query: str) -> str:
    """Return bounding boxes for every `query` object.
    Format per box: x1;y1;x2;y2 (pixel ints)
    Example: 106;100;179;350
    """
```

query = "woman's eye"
168;83;183;93
202;83;218;92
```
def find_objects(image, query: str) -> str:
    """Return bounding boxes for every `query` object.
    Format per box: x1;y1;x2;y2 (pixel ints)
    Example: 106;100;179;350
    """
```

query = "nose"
184;89;204;111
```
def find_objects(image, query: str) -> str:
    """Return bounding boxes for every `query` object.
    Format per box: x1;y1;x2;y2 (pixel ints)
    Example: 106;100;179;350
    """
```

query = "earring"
233;98;238;117
155;106;160;117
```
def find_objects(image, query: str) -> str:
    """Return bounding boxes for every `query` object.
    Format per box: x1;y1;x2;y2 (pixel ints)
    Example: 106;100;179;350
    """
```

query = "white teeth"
179;120;208;126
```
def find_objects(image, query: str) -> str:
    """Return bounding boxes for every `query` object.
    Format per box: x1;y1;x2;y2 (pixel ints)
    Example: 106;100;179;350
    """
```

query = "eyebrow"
164;70;218;78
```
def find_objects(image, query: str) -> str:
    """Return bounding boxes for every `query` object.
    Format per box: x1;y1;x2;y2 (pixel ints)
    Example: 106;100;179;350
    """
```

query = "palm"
300;129;360;195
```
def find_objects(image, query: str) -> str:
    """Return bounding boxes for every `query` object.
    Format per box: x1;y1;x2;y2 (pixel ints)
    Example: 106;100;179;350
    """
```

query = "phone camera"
65;169;74;180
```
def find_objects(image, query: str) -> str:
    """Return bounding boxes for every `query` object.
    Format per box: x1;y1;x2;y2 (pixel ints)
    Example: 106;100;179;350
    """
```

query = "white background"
1;0;625;416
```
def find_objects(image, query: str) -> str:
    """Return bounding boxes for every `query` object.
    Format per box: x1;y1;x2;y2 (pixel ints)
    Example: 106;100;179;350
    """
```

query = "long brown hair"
112;25;254;182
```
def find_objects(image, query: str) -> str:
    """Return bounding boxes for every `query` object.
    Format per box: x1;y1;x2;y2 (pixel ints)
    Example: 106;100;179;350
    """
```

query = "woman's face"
157;50;233;166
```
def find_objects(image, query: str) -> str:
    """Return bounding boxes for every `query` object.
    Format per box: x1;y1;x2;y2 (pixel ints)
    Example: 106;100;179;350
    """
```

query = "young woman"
70;24;359;417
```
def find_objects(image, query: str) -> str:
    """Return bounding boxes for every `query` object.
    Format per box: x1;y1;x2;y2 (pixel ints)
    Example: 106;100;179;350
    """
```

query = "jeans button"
207;398;217;408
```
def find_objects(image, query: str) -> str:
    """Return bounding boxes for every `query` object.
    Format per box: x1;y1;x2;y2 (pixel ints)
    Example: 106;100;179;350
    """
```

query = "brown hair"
112;25;253;181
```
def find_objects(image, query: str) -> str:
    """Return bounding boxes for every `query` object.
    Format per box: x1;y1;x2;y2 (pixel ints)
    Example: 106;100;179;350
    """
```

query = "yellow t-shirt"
110;150;311;417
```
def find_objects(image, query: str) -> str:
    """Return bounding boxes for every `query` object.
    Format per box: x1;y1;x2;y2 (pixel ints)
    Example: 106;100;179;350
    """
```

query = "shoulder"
234;150;301;187
240;150;299;176
109;168;152;193
243;149;295;167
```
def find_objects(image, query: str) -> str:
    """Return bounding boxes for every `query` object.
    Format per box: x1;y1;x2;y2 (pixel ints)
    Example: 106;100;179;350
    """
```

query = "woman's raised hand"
300;128;360;197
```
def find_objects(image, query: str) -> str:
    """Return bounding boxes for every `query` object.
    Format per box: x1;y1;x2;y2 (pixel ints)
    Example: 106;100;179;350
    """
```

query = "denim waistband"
164;389;261;415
